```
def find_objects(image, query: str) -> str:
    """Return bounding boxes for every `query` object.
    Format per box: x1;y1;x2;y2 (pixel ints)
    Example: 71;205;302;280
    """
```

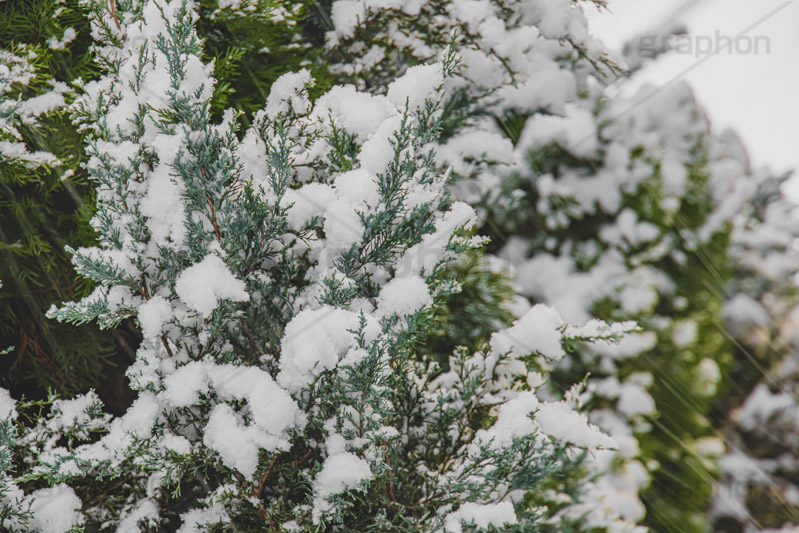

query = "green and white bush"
0;1;648;531
2;1;798;532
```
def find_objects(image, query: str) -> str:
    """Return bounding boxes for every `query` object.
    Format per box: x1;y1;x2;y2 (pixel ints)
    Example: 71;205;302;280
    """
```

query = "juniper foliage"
0;2;634;531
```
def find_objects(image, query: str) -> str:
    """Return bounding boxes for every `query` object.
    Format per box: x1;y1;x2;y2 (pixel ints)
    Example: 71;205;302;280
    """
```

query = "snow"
671;319;697;348
386;63;443;111
162;434;192;455
436;130;514;175
377;274;431;316
537;401;616;450
661;158;687;197
162;361;209;407
175;254;249;317
46;27;77;50
444;501;518;533
0;387;16;420
312;85;392;141
265;69;312;118
177;55;214;102
162;362;305;476
27;485;83;533
277;307;379;391
176;502;230;533
490;304;564;360
19;89;67;119
47;393;101;431
120;391;161;436
333;169;380;206
616;382;656;417
203;404;265;478
282;183;336;230
323;199;365;251
138;296;173;340
329;0;366;39
591;331;658;360
140;164;187;248
723;293;770;330
474;391;538;450
117;500;159;533
312;435;373;522
207;364;303;438
735;383;796;432
358;115;402;174
516;104;598;158
394;201;477;277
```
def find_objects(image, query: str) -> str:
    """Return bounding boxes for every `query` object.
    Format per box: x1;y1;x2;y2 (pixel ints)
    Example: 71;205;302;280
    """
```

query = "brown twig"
161;335;174;358
109;0;122;33
239;317;259;357
206;193;222;243
252;455;277;499
383;443;398;503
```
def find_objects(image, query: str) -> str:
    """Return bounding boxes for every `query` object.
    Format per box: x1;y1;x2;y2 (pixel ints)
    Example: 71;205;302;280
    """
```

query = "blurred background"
585;0;798;192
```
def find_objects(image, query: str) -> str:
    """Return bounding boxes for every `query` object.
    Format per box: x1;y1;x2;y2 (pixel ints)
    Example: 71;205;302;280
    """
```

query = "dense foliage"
0;0;797;532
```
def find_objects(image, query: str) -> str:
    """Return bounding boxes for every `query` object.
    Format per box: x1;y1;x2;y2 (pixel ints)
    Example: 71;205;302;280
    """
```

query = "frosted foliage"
312;435;373;522
387;63;444;110
444;502;518;533
175;254;249;317
12;0;795;530
0;387;16;420
27;485;83;533
377;274;432;316
314;0;799;527
265;68;313;118
30;2;579;528
489;303;564;361
0;48;65;167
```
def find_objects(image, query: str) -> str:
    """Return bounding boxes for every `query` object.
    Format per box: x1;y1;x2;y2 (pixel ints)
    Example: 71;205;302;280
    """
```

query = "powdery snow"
312;85;392;141
312;434;373;522
323;199;365;251
386;63;443;111
377;274;432;316
357;114;403;173
490;304;564;360
265;69;312;118
27;485;83;533
474;391;539;450
161;361;305;477
444;501;518;533
277;307;380;392
537;401;616;450
138;296;173;340
333;168;380;206
46;27;77;50
203;404;265;478
282;183;336;230
517;104;598;158
117;500;159;533
329;0;366;39
175;254;249;317
0;387;16;420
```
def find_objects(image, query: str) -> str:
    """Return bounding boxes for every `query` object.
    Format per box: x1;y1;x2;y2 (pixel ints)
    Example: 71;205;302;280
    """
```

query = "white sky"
583;0;798;187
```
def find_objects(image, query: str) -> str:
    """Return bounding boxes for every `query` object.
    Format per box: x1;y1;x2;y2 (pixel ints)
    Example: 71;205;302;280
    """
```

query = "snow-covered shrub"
308;1;696;529
3;0;796;531
710;146;799;532
305;2;799;531
0;1;644;531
